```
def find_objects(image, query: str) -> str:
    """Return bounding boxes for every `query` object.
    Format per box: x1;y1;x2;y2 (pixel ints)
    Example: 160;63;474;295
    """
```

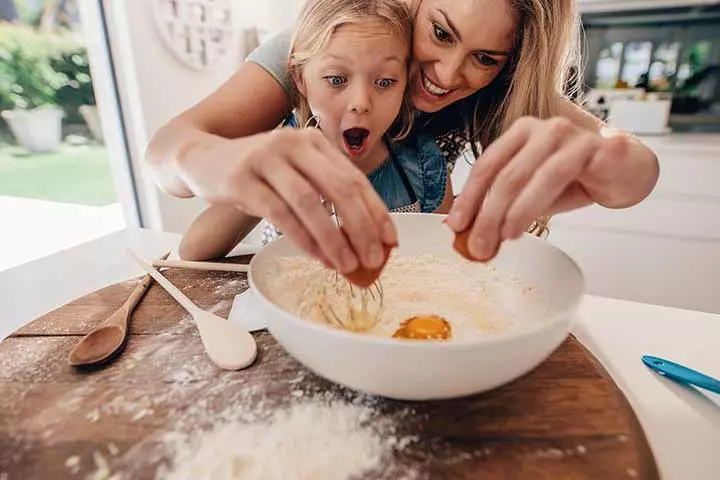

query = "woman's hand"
177;127;398;273
445;116;659;260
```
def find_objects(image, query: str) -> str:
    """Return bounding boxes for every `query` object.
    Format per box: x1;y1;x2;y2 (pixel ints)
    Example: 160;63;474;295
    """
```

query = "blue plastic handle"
642;355;720;394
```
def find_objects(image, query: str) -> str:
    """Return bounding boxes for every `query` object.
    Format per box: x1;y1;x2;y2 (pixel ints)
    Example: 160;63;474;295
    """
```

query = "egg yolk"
392;315;452;340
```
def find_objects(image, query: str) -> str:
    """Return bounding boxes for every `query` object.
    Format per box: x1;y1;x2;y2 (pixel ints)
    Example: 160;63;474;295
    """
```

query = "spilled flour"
160;394;415;480
264;252;552;340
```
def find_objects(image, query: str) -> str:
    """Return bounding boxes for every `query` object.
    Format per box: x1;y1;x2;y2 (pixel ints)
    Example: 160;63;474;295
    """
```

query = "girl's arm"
178;205;261;261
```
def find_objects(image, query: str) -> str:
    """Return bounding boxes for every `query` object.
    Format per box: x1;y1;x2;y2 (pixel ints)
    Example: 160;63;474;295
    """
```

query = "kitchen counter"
637;132;720;152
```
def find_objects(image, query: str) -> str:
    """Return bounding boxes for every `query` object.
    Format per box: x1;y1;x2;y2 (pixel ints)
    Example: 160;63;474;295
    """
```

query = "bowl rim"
248;213;585;349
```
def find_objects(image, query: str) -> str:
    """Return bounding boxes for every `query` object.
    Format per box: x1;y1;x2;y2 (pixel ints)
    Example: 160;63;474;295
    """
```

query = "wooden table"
0;258;660;479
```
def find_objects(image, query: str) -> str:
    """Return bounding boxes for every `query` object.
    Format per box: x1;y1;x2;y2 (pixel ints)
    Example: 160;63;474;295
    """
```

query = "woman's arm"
554;99;659;209
445;98;660;261
144;62;397;275
145;62;291;198
178;205;261;261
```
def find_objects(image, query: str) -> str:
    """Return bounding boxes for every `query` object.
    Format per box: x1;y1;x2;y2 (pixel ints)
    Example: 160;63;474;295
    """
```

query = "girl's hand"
177;127;398;273
445;116;659;260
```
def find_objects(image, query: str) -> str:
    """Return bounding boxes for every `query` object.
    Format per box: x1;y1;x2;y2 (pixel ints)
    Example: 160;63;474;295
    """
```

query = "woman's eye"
433;23;452;43
325;76;346;87
376;78;396;89
475;54;499;67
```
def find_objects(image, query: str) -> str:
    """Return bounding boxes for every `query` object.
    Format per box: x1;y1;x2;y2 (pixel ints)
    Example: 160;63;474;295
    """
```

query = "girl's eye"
433;23;452;43
475;54;499;67
325;76;346;87
376;78;396;89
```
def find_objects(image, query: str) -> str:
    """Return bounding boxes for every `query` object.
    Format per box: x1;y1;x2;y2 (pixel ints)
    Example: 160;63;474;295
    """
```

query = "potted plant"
53;46;103;143
0;25;67;152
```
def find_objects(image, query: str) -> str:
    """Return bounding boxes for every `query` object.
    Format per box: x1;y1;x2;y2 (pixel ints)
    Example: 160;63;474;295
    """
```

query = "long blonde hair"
506;0;582;238
288;0;415;140
425;0;581;238
459;0;583;148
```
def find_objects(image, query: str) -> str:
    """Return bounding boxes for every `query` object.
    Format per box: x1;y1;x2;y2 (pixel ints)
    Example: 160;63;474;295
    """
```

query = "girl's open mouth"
342;127;370;156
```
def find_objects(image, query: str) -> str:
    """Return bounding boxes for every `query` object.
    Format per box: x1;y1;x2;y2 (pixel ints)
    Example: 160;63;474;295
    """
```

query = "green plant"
53;44;95;123
0;24;70;110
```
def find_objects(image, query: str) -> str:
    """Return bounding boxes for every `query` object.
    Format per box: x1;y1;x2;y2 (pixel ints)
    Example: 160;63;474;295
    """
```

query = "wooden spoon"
68;252;170;367
128;249;257;370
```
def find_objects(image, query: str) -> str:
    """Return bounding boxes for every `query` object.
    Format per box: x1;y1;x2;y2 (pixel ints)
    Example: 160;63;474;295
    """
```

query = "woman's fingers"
258;152;359;273
465;128;563;260
446;117;533;233
289;130;392;270
315;136;398;246
195;127;394;272
501;137;596;240
236;174;328;265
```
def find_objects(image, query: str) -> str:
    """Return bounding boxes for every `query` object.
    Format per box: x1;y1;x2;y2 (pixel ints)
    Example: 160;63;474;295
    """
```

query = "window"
621;41;653;87
595;42;624;88
649;42;680;91
676;40;712;88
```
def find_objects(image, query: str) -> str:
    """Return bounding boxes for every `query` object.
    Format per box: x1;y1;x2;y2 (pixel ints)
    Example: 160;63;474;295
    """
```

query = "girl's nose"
348;84;372;114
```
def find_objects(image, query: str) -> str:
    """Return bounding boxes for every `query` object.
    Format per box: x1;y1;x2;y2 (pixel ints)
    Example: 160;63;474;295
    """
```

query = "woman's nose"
433;54;464;88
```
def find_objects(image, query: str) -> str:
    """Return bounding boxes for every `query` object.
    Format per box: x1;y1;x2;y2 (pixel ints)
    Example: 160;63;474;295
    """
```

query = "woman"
145;0;659;274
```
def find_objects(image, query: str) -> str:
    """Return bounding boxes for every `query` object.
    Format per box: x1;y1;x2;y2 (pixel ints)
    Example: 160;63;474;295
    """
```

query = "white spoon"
151;258;249;273
128;250;257;370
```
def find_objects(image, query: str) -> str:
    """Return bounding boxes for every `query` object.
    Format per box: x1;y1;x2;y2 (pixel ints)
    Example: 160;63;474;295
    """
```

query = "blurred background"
0;0;718;313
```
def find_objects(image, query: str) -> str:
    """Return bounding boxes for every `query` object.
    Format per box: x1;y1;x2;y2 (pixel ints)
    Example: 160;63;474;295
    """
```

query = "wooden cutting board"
0;263;658;479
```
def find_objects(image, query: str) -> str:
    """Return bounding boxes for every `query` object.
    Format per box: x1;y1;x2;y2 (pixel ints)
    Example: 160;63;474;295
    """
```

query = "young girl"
179;0;452;261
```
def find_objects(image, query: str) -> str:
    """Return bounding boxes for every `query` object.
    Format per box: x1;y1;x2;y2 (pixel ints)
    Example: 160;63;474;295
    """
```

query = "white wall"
104;0;304;233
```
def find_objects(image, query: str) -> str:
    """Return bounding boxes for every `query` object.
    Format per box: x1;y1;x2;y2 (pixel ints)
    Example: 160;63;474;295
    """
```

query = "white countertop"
1;228;718;479
637;132;720;153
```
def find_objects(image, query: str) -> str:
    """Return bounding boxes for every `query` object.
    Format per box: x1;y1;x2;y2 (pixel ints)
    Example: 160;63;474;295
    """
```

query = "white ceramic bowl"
249;213;584;400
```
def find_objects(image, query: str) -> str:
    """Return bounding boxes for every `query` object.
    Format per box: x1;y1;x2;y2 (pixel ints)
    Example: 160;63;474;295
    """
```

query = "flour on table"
160;394;416;480
212;277;247;297
86;451;121;480
207;299;232;315
65;455;81;475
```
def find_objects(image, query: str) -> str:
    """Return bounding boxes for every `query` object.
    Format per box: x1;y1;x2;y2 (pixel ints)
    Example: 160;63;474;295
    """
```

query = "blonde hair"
288;0;415;140
463;0;582;148
460;0;581;238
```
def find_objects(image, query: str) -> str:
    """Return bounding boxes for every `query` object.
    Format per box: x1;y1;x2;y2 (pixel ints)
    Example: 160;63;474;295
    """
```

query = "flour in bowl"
264;253;552;340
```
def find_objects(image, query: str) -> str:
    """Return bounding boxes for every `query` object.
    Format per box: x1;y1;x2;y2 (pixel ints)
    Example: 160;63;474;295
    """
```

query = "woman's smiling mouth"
418;70;455;100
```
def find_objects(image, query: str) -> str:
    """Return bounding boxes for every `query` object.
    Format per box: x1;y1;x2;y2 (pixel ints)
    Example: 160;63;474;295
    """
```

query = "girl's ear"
291;67;308;97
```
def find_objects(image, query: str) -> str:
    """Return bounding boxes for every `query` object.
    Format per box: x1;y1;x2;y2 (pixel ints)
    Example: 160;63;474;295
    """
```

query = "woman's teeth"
422;73;450;97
